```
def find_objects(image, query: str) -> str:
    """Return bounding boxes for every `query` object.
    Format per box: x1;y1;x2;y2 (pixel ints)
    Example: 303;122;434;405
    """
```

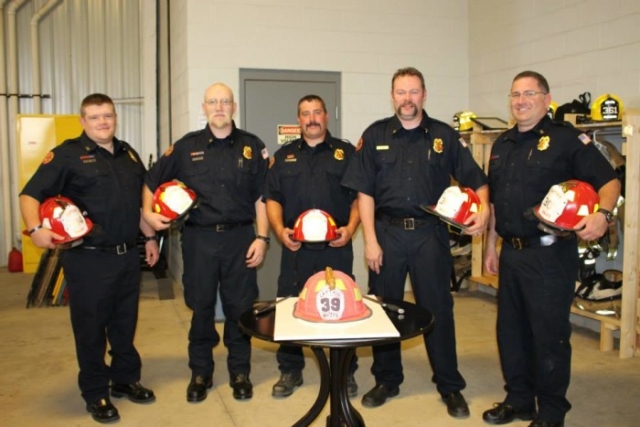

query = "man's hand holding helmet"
144;180;197;230
29;225;65;249
27;196;93;249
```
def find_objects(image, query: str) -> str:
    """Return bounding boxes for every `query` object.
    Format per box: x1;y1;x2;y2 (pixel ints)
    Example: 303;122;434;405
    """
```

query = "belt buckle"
511;237;524;250
116;243;127;255
215;224;225;232
403;218;415;231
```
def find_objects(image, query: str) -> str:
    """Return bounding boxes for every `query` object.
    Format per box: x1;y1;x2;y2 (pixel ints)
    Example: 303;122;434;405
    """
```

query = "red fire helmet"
421;186;481;229
534;180;599;231
39;196;93;245
152;180;197;221
292;209;338;242
294;267;371;323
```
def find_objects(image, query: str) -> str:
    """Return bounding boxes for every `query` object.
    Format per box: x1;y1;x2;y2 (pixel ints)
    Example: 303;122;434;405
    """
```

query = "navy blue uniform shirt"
20;132;146;246
488;116;618;239
145;122;268;226
342;111;487;218
264;132;356;227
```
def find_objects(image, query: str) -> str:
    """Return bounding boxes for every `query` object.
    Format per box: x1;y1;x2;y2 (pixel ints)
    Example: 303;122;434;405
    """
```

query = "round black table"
239;298;434;427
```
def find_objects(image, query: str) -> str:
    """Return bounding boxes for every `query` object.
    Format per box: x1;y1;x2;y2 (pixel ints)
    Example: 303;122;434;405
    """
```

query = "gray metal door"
240;69;341;300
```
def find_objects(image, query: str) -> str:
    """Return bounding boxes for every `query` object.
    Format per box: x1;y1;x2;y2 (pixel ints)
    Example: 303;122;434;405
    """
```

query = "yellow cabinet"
17;115;82;273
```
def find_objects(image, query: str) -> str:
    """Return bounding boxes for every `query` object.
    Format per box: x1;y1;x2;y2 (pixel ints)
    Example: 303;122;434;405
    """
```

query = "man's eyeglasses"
205;98;233;107
508;91;547;99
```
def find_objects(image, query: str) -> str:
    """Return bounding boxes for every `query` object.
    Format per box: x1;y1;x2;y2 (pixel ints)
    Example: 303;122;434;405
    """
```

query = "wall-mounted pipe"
5;0;30;258
0;0;13;263
31;0;63;114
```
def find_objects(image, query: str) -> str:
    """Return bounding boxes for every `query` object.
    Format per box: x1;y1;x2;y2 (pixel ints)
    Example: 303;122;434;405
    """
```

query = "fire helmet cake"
293;267;371;322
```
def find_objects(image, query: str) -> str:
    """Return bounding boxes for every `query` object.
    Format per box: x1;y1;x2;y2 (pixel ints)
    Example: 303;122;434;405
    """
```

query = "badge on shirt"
433;138;444;154
42;151;54;164
578;133;592;145
243;146;253;160
164;145;174;157
537;136;550;151
261;147;269;159
128;150;138;163
285;154;297;162
334;148;344;160
376;145;389;151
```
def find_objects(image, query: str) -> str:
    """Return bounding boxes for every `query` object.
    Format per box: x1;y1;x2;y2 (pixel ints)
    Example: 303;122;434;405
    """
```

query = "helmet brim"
533;206;585;232
420;204;470;230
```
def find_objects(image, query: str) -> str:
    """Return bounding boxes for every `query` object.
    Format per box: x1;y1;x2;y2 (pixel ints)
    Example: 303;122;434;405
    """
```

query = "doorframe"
239;68;342;137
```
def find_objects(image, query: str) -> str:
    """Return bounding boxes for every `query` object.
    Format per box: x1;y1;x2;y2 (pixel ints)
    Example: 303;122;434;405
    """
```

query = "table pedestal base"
293;346;364;427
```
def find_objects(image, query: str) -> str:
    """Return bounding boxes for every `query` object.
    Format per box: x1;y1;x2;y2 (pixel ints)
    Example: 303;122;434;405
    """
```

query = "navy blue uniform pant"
181;225;258;379
276;242;358;374
63;249;142;404
368;220;465;395
498;239;577;423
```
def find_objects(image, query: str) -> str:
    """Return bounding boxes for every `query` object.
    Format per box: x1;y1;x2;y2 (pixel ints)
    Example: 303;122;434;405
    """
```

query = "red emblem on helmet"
534;180;599;232
39;197;93;246
152;181;197;222
421;186;481;229
292;209;338;242
294;267;371;322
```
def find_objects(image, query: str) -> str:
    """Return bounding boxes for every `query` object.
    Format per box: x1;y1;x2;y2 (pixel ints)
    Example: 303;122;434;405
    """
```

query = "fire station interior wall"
16;115;82;273
467;1;640;120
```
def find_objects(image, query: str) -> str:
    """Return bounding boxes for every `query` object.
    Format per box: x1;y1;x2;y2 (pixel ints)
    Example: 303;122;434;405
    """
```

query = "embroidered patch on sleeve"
578;133;591;145
42;151;54;164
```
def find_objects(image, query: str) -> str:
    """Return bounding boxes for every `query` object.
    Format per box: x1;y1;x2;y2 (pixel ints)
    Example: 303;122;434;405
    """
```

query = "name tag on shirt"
376;145;390;150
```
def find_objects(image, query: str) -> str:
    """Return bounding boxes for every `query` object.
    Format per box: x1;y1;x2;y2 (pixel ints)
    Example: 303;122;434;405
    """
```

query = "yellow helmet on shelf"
453;111;477;131
590;94;624;121
547;101;558;119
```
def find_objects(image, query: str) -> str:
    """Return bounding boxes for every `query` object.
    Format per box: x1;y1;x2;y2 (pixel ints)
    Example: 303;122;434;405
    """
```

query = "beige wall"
469;0;640;118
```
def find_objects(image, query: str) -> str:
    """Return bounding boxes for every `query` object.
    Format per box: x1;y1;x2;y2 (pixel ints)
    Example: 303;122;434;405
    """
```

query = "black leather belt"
375;212;434;230
79;241;137;255
503;234;572;250
187;220;254;232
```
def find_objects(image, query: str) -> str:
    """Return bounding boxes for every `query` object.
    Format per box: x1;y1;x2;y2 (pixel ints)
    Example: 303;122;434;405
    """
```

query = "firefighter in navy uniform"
482;71;620;427
142;83;269;402
264;94;360;398
342;67;489;418
20;94;159;424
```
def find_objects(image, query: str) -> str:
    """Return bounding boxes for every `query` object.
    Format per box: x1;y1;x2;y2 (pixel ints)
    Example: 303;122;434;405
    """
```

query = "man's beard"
396;103;419;120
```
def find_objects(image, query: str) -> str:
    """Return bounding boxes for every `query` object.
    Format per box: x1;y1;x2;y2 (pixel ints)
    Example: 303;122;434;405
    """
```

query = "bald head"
203;83;234;103
202;82;236;137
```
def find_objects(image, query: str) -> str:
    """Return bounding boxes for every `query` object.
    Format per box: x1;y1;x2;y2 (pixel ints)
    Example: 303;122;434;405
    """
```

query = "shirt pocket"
184;163;210;188
525;152;561;182
75;164;110;193
236;157;259;192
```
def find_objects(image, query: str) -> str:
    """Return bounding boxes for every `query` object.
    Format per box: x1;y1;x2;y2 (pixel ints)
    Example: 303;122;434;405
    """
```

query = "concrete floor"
1;267;639;427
